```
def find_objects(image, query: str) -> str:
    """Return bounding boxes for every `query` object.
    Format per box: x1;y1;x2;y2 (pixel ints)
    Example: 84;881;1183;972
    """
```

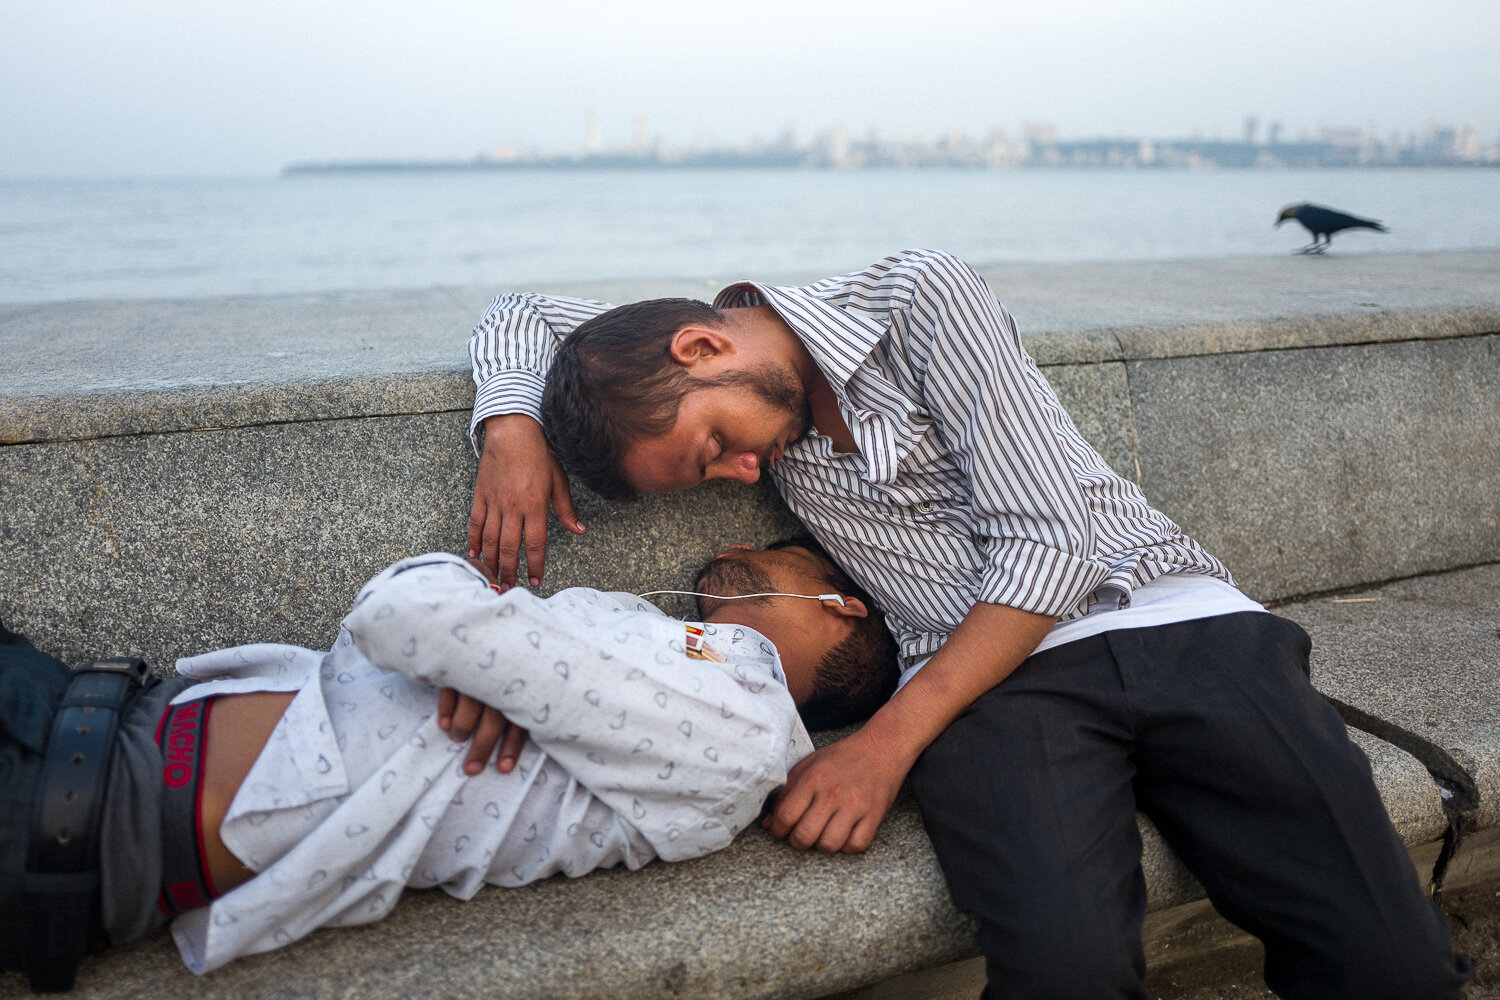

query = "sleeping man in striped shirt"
459;249;1468;999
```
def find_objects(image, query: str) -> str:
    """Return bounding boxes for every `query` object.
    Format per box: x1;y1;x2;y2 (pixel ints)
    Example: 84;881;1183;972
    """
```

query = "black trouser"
1;622;73;980
910;612;1470;1000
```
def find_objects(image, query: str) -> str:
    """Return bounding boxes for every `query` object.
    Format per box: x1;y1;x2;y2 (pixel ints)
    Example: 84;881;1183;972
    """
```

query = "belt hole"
56;829;71;845
63;788;76;802
76;724;90;735
83;706;96;713
71;752;85;765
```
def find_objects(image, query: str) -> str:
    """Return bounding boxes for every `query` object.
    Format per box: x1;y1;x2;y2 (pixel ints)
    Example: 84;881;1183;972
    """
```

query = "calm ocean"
2;167;1498;304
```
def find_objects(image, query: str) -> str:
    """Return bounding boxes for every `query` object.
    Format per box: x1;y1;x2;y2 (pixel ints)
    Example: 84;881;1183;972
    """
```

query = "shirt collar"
712;280;886;392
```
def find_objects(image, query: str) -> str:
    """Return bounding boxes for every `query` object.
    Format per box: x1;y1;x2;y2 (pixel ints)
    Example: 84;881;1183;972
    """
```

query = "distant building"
282;116;1500;175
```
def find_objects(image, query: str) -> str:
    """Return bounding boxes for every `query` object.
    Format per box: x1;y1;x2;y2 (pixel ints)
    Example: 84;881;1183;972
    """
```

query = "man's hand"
764;601;1058;854
763;727;911;854
468;414;584;589
432;555;529;774
438;687;528;774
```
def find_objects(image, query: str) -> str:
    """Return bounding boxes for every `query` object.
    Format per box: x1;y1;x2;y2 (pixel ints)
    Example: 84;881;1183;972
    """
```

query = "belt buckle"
78;656;150;685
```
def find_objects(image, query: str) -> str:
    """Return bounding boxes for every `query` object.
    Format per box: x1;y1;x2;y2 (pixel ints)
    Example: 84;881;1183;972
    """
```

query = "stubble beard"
717;362;814;465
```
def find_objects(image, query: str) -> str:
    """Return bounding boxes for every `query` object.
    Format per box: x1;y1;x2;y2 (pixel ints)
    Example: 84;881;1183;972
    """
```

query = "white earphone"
639;589;846;607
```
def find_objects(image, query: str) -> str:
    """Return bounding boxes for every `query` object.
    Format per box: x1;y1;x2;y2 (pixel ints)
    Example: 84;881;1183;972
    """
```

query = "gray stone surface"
10;258;1494;664
5;251;1498;444
1131;334;1500;602
0;288;477;394
0;289;479;443
2;797;973;1000
1278;564;1500;830
13;325;1491;678
1008;258;1500;371
0;412;799;669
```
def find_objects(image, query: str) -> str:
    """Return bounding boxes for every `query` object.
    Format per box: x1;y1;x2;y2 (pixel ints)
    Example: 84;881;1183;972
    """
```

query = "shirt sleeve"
467;292;615;454
896;250;1112;618
342;554;803;860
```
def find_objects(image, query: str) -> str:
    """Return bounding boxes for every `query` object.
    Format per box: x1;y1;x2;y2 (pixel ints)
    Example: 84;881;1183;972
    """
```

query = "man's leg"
1122;612;1469;1000
911;639;1150;1000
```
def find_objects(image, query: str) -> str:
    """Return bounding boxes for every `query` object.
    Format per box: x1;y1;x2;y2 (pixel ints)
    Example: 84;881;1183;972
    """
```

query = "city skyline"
288;114;1499;173
521;111;1500;159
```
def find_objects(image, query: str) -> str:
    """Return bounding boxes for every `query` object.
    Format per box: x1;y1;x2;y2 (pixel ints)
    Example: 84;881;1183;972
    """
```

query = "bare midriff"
198;690;297;896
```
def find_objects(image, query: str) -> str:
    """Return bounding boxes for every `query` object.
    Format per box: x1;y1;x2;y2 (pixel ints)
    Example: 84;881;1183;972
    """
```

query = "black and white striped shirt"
470;249;1232;670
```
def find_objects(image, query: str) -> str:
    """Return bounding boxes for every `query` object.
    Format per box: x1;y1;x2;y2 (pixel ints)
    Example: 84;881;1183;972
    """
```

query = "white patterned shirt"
469;249;1232;672
167;554;811;974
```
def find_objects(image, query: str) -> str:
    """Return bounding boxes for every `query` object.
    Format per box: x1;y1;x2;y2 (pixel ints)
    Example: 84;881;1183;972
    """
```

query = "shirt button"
916;500;936;513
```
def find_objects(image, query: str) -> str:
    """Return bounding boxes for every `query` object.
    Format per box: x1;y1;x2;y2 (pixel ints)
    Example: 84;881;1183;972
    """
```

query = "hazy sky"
4;0;1497;178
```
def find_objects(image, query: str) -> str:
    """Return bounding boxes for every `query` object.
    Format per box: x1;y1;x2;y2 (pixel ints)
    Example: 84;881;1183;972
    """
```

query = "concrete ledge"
0;413;802;669
1130;334;1500;597
5;563;1492;1000
3;252;1497;668
1281;566;1500;830
4;251;1498;444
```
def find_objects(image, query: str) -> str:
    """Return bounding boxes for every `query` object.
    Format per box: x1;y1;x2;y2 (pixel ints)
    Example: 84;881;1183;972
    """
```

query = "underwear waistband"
154;697;220;916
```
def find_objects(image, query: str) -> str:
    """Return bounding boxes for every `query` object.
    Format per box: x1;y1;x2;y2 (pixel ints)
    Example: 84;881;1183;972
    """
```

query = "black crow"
1276;203;1389;254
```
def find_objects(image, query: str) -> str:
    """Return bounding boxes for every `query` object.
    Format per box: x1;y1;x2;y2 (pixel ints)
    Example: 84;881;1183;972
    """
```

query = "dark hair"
774;537;900;730
695;536;901;731
542;298;724;502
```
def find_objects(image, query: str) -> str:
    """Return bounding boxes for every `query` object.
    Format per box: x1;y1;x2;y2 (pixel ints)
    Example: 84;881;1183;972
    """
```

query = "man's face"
620;362;812;494
694;544;833;616
694;543;859;706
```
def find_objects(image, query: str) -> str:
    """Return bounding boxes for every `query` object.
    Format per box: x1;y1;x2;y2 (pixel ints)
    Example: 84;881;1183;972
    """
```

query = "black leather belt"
23;657;152;994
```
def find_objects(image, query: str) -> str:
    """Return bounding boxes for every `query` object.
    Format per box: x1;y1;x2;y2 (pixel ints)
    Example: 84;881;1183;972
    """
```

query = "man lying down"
3;540;898;990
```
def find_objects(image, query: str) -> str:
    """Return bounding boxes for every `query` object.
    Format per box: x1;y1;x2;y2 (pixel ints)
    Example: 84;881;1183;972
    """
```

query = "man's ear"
823;595;869;619
668;324;736;372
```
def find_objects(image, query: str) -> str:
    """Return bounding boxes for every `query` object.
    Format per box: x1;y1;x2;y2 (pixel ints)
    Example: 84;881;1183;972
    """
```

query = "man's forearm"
764;601;1055;853
855;601;1055;770
467;292;614;452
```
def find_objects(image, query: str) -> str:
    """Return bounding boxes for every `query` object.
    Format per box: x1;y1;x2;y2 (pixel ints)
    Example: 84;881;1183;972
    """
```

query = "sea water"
2;167;1498;304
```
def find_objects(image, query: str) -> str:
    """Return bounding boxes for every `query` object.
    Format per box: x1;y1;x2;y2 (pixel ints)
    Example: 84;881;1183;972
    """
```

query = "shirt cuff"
978;537;1112;620
469;370;547;454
